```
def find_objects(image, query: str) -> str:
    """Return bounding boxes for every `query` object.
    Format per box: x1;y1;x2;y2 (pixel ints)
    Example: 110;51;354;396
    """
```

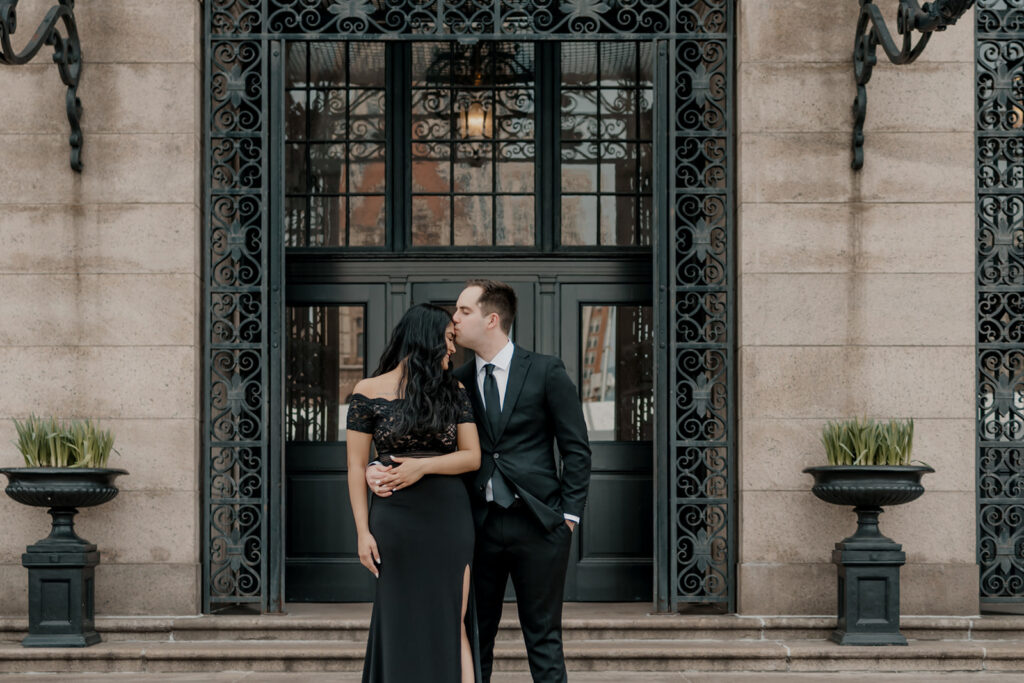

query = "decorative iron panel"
976;0;1024;604
204;0;734;612
668;18;732;607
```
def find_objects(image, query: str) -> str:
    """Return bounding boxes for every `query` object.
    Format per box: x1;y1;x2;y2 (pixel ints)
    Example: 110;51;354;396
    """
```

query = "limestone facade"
738;0;977;614
0;0;203;615
0;0;980;616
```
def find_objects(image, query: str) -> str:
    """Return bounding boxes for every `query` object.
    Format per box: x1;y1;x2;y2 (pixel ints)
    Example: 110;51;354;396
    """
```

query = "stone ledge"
3;613;1024;644
1;638;1023;674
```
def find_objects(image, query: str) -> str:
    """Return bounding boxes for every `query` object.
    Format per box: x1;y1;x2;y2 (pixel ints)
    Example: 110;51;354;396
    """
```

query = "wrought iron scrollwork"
977;0;1024;604
206;0;735;612
0;0;82;171
852;0;975;169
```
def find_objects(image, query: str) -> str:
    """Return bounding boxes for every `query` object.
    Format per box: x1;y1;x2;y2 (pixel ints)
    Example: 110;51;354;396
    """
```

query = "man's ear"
486;312;500;330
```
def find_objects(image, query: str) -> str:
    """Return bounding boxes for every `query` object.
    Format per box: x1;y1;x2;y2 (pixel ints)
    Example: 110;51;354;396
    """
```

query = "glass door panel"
284;284;387;601
560;283;654;600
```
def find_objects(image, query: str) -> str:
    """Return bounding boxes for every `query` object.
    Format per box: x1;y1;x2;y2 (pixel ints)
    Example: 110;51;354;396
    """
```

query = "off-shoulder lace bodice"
346;387;475;459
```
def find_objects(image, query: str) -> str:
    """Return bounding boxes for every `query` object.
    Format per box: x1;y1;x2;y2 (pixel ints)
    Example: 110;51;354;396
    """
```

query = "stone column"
737;0;977;615
0;0;204;616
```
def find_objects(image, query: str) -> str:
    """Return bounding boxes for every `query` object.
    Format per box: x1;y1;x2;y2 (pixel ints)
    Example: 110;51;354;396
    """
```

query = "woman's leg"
461;564;474;683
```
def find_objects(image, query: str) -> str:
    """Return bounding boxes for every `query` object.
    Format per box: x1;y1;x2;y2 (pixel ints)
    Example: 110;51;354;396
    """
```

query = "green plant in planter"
12;415;118;468
821;417;913;466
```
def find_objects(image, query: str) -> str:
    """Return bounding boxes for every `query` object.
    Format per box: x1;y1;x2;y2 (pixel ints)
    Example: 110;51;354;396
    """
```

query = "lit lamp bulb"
463;101;488;138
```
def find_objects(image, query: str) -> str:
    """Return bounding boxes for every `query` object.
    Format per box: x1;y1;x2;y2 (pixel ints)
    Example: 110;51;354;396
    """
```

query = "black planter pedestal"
21;507;101;647
804;465;933;647
0;468;126;648
830;505;907;646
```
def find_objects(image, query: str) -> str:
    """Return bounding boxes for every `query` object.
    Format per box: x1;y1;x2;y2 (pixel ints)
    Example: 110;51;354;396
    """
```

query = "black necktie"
483;364;501;435
483;363;514;507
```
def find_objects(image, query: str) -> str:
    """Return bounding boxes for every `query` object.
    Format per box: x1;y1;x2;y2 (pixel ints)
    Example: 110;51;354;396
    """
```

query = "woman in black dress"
346;304;482;683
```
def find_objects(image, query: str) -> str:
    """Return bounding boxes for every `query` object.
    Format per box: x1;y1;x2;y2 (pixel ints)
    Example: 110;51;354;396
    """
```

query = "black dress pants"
473;502;572;683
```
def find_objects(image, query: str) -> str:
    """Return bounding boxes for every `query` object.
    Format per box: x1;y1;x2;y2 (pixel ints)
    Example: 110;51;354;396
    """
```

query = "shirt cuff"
366;461;384;469
563;513;580;523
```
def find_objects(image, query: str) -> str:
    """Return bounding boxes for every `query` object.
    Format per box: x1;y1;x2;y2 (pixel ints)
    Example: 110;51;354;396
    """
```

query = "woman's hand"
366;464;394;498
358;532;381;578
378;456;429;491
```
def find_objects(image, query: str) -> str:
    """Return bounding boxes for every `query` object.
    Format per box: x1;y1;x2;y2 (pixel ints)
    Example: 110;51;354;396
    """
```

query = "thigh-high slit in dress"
347;389;480;683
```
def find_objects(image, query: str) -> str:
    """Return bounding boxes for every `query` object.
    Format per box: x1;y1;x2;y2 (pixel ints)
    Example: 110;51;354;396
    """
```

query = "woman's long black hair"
372;303;461;438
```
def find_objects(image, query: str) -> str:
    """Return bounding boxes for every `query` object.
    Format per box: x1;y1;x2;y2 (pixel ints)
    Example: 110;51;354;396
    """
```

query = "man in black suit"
452;279;591;682
367;279;591;682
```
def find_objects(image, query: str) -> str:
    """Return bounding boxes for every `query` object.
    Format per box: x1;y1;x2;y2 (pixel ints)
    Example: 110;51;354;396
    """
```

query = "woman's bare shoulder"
353;373;401;400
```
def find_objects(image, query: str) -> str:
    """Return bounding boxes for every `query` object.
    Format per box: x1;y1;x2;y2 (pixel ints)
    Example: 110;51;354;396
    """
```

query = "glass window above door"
283;40;655;253
561;42;654;247
411;42;536;247
285;42;386;248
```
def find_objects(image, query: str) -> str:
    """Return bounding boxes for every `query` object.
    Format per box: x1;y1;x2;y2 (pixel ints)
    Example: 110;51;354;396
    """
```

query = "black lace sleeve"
457;386;476;424
346;394;376;434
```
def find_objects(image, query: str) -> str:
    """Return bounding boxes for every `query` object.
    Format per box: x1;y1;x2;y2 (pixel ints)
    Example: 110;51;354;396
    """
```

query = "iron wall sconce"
852;0;974;169
0;0;83;172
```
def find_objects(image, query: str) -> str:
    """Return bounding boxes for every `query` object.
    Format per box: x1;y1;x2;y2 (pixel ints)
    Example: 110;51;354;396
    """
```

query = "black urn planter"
0;467;127;647
803;465;933;646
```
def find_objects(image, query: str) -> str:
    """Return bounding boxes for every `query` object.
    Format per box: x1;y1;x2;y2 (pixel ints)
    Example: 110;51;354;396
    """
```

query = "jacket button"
494;453;500;459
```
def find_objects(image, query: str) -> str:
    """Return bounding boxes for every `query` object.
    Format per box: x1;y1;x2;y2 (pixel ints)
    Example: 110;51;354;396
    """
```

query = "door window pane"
285;42;386;248
561;42;654;247
287;305;366;442
580;305;653;441
411;41;536;247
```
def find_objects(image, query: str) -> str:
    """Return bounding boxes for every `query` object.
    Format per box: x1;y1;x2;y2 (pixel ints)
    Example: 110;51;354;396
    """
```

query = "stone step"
2;638;1024;674
4;614;1023;644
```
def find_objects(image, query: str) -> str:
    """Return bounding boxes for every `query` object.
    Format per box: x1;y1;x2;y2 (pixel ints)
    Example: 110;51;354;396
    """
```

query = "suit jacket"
454;346;592;531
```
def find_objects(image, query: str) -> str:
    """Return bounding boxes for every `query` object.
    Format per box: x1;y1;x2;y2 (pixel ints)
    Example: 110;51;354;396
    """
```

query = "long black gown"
347;388;480;683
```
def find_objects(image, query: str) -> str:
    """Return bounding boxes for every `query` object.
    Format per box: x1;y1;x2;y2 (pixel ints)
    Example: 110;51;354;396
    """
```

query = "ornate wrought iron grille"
976;0;1024;604
204;0;734;612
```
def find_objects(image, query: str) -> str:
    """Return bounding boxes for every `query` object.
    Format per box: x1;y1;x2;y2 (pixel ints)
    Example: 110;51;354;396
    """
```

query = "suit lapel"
494;348;531;441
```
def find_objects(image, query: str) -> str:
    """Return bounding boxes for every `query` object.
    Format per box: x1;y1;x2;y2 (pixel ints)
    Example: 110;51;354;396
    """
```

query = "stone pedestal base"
20;508;101;648
831;506;907;646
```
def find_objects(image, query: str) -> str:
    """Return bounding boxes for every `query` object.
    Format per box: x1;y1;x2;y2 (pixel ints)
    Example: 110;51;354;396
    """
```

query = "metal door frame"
203;0;736;613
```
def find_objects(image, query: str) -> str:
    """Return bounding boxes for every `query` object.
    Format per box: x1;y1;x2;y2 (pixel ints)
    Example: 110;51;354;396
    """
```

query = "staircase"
2;604;1024;675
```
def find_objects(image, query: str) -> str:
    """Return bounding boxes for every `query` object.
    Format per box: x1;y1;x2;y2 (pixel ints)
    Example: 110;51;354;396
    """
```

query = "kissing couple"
346;279;592;683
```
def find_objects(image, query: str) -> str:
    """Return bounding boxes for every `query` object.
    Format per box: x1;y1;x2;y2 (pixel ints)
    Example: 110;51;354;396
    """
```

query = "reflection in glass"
285;42;386;248
560;42;654;247
287;305;366;442
580;305;653;441
411;41;535;247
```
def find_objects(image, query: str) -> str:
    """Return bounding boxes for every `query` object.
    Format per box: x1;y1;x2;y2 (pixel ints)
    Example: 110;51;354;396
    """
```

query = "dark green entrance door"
284;283;387;600
284;268;653;602
281;37;659;602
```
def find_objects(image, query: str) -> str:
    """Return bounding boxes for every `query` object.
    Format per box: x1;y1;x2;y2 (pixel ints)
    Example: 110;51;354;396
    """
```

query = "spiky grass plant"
821;417;914;466
12;416;118;468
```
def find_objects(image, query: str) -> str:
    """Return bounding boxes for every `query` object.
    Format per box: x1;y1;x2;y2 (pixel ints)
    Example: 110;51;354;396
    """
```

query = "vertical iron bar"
201;0;212;615
264;1;273;615
305;43;311;246
537;42;557;251
652;37;671;614
725;0;737;614
267;38;286;614
385;43;410;251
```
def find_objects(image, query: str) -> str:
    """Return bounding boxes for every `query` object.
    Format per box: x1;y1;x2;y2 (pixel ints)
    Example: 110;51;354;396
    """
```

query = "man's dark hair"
466;279;517;334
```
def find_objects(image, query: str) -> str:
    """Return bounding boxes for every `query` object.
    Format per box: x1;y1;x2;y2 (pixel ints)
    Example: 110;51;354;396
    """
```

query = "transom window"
284;40;653;251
